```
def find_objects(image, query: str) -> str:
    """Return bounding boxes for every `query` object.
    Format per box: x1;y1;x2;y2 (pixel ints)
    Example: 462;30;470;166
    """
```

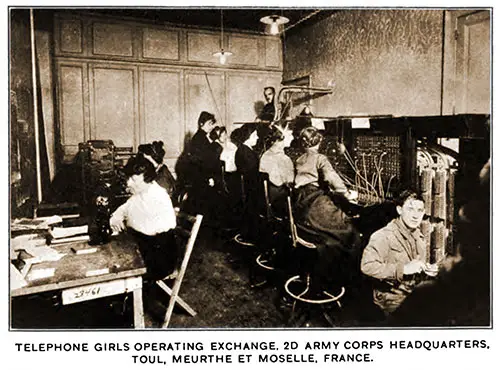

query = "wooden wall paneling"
139;66;184;159
187;31;221;64
443;10;491;115
226;72;282;125
89;64;138;148
92;21;134;57
142;27;180;61
265;37;282;68
455;11;491;114
228;35;259;66
57;62;88;161
178;29;187;63
55;18;83;55
184;70;226;137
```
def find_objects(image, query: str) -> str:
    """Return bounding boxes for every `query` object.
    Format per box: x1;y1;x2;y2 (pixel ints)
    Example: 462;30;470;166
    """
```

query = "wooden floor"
144;227;287;328
11;226;382;329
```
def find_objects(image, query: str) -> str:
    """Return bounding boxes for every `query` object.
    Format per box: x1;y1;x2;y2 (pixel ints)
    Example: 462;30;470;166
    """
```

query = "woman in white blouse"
110;154;177;279
259;122;294;216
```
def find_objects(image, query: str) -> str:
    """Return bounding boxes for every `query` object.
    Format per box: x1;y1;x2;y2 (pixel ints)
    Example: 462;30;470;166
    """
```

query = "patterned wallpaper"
283;9;444;117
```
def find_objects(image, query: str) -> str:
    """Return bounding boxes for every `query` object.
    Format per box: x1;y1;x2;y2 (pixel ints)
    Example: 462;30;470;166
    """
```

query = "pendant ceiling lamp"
260;14;289;35
213;9;232;64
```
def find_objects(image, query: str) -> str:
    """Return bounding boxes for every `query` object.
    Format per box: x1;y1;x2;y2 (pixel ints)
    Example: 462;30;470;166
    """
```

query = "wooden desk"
11;234;147;328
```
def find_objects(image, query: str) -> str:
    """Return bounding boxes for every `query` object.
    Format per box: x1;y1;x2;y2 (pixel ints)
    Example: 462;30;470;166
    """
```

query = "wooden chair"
155;209;203;328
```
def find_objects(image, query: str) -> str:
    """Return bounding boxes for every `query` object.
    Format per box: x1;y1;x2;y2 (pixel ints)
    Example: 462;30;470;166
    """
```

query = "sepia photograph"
8;5;491;331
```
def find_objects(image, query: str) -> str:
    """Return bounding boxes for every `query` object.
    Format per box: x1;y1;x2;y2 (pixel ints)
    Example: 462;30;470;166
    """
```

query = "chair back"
286;195;317;250
260;172;273;221
287;195;298;248
239;173;246;205
162;209;203;328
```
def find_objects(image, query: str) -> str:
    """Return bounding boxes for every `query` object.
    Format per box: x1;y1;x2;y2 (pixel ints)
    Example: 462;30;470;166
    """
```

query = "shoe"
162;269;179;280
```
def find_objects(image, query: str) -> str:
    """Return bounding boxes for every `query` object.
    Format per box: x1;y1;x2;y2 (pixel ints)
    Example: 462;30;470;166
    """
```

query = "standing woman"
138;141;176;201
186;111;217;214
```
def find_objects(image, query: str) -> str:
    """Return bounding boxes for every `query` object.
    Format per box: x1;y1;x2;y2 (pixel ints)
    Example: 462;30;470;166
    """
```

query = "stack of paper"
49;225;89;244
11;216;63;234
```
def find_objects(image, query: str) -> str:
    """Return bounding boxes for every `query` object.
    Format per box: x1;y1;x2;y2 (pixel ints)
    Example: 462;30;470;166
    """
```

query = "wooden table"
10;234;147;328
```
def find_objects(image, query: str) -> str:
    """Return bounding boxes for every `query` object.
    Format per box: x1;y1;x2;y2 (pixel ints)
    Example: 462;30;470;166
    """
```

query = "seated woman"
110;154;177;280
293;127;360;288
259;122;294;217
234;123;260;178
138;141;176;200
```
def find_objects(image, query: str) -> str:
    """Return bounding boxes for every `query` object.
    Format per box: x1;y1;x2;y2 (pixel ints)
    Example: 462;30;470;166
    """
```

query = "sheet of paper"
50;225;88;239
10;264;28;289
351;117;371;129
23;245;66;263
11;234;47;251
50;235;90;245
86;268;109;277
11;215;63;231
27;267;55;281
310;118;325;130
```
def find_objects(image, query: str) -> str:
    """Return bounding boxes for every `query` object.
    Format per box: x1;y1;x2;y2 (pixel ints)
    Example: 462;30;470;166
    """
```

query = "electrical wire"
284;9;322;33
204;72;223;125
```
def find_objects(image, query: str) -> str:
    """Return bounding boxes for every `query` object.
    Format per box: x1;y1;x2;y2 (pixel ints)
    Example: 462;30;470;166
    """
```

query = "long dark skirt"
268;183;289;219
294;184;361;289
128;229;179;281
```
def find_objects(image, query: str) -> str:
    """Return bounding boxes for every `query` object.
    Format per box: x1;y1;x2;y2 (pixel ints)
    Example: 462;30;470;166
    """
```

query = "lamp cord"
284;9;322;33
220;9;224;50
204;72;223;126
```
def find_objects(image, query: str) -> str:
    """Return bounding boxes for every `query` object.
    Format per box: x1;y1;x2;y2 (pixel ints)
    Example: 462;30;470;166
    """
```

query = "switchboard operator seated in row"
292;126;361;289
259;121;294;216
294;126;358;240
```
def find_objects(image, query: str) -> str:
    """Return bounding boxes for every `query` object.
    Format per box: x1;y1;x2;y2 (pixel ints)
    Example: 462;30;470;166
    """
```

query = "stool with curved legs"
282;196;347;327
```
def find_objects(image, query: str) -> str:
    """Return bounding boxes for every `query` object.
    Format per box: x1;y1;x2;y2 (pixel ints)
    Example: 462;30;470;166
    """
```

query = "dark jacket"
155;164;177;199
188;130;219;183
235;144;259;181
258;102;275;122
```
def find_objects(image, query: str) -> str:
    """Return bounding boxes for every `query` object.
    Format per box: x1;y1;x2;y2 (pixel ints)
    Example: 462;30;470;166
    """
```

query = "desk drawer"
62;276;142;305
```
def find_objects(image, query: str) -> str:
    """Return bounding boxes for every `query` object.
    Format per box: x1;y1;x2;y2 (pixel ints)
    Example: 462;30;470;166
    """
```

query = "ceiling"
60;7;338;34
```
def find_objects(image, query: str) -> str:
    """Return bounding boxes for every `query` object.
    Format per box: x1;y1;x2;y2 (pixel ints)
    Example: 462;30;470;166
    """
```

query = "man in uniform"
361;190;438;315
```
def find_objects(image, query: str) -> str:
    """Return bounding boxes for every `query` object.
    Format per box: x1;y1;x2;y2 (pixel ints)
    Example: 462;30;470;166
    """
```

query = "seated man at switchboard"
387;159;490;326
110;154;177;280
360;190;439;316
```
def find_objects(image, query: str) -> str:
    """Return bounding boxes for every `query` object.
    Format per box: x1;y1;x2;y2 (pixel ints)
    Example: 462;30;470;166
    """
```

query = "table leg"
133;286;145;329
